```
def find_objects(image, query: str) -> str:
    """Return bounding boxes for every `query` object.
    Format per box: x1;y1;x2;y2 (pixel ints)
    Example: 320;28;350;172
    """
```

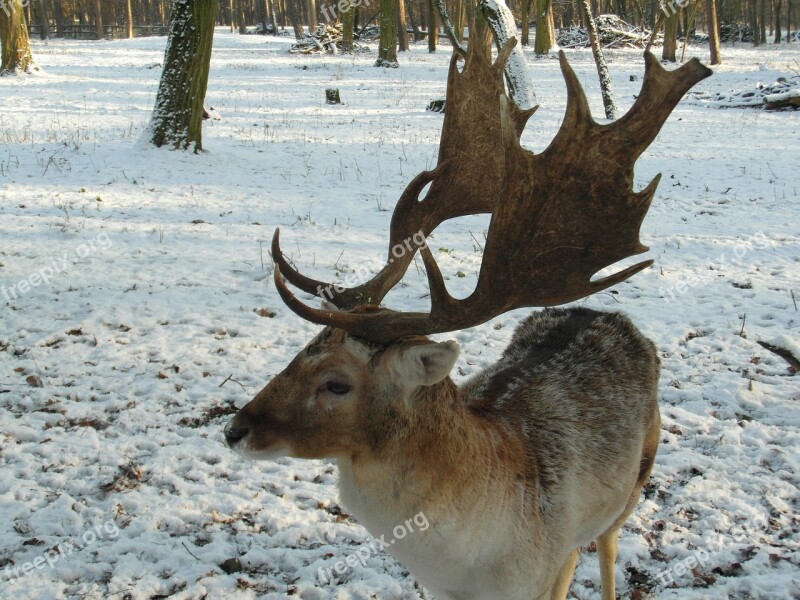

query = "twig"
219;374;247;393
469;231;484;252
182;541;202;561
792;289;797;311
739;314;746;337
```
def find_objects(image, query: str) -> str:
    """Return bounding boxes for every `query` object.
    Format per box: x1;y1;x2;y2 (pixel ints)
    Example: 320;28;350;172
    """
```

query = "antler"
273;38;711;344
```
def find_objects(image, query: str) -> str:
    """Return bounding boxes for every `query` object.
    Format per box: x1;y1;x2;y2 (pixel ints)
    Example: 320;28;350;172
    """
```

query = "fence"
27;24;169;40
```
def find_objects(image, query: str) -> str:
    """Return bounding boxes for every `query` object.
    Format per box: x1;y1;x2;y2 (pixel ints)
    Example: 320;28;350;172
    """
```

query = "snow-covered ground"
0;30;798;599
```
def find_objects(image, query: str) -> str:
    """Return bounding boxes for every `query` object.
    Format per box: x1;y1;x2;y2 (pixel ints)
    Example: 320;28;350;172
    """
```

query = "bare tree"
35;0;49;39
580;0;617;119
534;0;554;54
662;9;678;61
94;0;103;39
126;0;134;38
397;0;409;50
376;0;398;66
0;0;35;74
342;3;356;50
428;0;439;50
706;0;721;64
148;0;216;152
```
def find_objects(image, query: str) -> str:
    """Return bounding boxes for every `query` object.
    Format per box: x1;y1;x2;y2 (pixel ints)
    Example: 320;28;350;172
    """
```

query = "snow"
1;31;799;599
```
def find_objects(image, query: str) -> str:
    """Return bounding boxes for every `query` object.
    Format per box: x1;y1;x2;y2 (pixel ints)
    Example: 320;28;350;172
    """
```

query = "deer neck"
337;377;526;529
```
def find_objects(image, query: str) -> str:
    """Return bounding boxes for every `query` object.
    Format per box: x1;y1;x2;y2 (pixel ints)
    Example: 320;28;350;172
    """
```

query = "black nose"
225;425;249;447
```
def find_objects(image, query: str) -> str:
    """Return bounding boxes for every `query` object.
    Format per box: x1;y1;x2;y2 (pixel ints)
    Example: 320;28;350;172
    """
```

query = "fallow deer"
225;22;711;600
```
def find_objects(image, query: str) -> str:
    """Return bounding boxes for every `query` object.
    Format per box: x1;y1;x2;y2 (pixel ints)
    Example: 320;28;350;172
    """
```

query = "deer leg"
548;548;580;600
596;529;619;600
596;409;660;600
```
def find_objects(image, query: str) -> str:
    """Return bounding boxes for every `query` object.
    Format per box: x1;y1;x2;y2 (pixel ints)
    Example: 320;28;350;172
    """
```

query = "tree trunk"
269;0;278;33
453;0;465;42
397;0;409;49
521;0;530;45
0;0;35;74
35;0;49;39
94;0;103;39
306;0;317;32
662;10;678;60
759;0;766;43
126;0;134;37
751;0;760;45
376;0;398;65
52;0;63;36
407;0;423;41
774;0;781;42
534;0;554;54
427;0;438;50
580;0;617;119
238;0;248;32
149;0;216;152
787;0;791;42
287;0;304;38
706;0;721;63
342;4;356;50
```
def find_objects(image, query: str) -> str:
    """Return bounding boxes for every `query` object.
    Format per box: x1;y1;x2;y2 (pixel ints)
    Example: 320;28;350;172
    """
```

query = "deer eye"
325;381;351;395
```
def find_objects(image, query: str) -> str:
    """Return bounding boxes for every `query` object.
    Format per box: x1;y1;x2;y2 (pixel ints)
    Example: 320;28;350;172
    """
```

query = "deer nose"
225;424;249;447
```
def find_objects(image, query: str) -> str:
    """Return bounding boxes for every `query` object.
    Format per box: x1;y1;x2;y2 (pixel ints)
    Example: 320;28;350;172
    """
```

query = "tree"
148;0;216;152
35;0;49;40
521;0;530;45
376;0;398;66
427;0;439;51
397;0;409;51
126;0;134;38
706;0;721;64
94;0;103;39
534;0;554;54
287;0;305;38
662;9;678;61
341;3;356;50
580;0;617;119
0;0;35;75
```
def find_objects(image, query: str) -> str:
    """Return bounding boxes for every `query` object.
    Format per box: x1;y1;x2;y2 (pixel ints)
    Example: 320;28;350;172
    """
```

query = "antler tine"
271;229;329;299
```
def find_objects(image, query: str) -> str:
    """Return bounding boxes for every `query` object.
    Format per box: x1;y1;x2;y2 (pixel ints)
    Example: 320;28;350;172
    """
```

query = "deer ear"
396;340;460;387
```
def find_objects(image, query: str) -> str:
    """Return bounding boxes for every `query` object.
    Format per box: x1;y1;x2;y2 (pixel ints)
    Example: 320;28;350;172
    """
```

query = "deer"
224;22;711;600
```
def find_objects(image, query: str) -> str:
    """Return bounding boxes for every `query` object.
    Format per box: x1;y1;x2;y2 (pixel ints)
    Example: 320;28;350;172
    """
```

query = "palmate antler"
273;30;711;344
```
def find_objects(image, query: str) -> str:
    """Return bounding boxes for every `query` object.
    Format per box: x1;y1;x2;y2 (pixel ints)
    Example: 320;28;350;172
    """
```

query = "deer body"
227;308;661;599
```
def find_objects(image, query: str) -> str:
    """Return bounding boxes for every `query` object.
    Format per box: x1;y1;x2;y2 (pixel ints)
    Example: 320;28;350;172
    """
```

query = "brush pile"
556;14;661;49
290;22;373;54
